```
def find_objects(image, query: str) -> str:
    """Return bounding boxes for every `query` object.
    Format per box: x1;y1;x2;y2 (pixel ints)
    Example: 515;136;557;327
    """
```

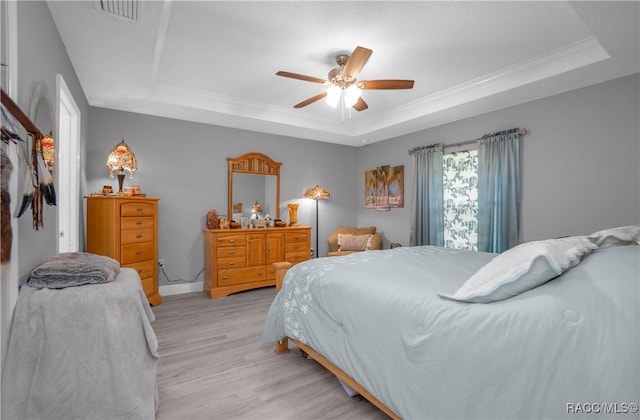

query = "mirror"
228;152;281;221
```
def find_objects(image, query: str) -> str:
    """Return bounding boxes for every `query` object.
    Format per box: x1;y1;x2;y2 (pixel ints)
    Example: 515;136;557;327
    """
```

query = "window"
443;150;478;250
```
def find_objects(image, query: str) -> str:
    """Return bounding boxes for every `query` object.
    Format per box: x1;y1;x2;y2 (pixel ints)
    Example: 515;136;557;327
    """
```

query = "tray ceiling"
47;1;639;146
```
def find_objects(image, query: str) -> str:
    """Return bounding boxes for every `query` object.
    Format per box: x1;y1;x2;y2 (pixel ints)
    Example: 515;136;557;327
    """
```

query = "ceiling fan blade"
276;71;327;84
341;46;372;81
358;80;415;90
352;97;368;112
294;92;327;108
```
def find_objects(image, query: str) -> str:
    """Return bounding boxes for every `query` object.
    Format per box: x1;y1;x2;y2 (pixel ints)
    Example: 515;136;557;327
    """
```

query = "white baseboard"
159;281;204;296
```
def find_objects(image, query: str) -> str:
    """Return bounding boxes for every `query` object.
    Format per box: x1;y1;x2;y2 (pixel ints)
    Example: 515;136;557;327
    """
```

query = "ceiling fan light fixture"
276;46;414;114
344;85;361;107
326;85;341;108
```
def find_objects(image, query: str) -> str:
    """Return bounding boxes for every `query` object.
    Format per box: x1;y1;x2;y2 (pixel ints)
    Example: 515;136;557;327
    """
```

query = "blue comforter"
263;245;639;419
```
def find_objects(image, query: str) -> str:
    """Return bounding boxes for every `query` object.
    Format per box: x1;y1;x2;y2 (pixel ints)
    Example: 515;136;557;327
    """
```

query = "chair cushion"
338;233;373;251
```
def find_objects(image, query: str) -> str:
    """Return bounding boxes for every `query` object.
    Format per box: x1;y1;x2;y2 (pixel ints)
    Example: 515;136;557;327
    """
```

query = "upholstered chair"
327;226;383;257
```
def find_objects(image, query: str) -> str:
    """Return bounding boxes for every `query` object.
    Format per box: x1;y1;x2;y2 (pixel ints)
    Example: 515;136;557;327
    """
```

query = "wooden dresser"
85;195;162;305
203;226;311;298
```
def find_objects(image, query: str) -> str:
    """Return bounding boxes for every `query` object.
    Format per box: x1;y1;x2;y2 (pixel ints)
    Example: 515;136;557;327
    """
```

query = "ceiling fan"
276;46;414;112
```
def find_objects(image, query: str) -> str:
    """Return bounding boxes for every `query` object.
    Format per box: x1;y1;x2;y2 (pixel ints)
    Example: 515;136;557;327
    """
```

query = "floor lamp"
304;185;330;258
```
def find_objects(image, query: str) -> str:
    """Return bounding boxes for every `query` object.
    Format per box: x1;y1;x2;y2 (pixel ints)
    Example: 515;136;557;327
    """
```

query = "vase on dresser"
287;203;299;226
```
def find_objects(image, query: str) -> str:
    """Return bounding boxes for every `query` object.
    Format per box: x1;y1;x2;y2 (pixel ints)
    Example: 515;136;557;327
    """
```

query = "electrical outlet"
158;259;165;267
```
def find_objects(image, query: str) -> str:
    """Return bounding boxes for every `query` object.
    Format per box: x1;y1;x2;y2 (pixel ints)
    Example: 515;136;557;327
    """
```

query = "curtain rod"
408;128;527;155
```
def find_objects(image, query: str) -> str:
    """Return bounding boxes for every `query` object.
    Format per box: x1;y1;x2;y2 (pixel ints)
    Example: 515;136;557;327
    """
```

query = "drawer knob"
229;261;235;266
136;234;143;239
229;239;235;243
136;221;143;225
229;250;235;255
136;250;143;255
222;275;228;280
136;207;143;212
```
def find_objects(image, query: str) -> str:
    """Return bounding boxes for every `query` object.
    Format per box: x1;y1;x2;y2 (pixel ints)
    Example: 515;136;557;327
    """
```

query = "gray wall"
357;74;640;246
86;109;358;284
15;1;89;281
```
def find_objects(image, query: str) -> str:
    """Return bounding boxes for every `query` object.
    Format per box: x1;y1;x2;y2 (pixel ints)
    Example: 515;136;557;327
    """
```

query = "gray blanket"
2;268;159;420
27;252;120;289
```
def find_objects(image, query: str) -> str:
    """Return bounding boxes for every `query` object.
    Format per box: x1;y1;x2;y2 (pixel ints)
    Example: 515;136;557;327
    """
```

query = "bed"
2;255;159;420
263;228;640;419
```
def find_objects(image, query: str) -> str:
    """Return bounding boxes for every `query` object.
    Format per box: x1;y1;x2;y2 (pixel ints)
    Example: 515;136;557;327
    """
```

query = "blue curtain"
410;145;444;246
477;132;521;253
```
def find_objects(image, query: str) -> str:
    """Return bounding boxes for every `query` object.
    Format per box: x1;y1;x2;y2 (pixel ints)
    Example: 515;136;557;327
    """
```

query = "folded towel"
27;252;120;289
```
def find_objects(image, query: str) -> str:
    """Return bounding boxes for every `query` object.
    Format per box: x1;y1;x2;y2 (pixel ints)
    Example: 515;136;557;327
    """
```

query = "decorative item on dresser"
85;195;162;305
203;225;310;298
287;203;299;226
106;139;137;194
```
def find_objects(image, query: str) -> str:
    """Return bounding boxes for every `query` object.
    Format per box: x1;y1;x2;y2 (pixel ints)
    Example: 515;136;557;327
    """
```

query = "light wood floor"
152;287;387;419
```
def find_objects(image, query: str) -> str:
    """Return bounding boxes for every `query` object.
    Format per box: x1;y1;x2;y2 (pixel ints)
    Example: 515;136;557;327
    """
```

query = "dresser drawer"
217;246;245;259
121;242;154;264
285;232;309;243
121;228;154;244
285;242;307;253
121;202;155;217
217;256;246;269
217;235;246;247
121;217;154;230
286;251;309;264
123;260;154;280
218;266;267;286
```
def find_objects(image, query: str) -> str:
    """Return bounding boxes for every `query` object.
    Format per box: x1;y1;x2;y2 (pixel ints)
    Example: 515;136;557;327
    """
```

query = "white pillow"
588;225;640;248
438;236;597;303
338;233;373;251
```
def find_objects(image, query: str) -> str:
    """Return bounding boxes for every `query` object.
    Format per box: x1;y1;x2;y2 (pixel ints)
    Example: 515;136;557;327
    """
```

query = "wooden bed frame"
273;262;400;420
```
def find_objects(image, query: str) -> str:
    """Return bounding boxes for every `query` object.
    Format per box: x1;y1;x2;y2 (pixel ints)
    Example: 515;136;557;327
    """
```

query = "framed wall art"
364;165;404;211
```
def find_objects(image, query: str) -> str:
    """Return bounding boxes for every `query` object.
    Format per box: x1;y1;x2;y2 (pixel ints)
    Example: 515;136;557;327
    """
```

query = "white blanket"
2;268;159;420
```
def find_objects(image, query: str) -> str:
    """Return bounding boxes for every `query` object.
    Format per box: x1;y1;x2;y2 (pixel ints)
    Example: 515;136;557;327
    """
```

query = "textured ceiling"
47;1;639;147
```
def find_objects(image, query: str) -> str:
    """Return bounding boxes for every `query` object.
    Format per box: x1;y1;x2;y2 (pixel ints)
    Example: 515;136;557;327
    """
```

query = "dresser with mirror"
203;152;311;298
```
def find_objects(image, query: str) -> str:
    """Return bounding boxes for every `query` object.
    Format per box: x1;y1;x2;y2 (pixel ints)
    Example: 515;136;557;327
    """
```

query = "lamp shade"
326;86;341;108
344;85;361;107
106;139;137;179
41;132;55;172
303;185;330;200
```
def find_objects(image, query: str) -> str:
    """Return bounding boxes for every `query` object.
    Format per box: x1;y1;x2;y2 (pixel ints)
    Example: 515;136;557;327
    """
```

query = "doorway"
56;74;80;252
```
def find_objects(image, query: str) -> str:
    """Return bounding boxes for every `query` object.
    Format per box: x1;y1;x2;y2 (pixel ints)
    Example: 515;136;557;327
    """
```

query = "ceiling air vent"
98;0;139;21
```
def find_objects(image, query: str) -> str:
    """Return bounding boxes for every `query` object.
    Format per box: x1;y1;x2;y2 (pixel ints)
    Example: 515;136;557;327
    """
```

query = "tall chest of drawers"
85;196;162;305
203;226;311;298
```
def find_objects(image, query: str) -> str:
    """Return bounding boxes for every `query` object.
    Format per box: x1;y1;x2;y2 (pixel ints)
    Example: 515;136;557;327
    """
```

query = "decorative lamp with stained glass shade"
303;184;330;258
41;132;56;173
106;139;137;194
